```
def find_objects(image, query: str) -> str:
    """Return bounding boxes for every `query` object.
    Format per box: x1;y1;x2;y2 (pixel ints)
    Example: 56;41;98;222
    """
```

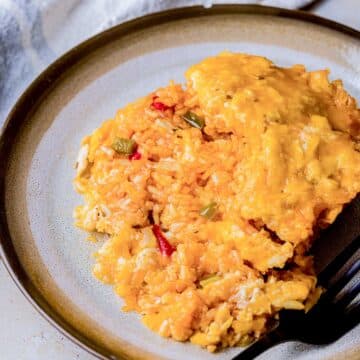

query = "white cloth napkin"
0;0;313;122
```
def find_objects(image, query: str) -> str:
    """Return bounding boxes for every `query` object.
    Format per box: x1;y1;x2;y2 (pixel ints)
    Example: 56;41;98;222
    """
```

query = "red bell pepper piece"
151;96;174;112
152;224;175;256
129;150;141;160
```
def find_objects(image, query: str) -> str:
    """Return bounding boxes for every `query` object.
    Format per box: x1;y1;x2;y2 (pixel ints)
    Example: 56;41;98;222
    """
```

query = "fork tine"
346;301;360;319
321;258;360;302
335;282;360;309
317;235;360;286
339;301;360;337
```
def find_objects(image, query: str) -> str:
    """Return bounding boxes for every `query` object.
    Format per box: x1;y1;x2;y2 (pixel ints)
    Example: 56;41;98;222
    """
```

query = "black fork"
232;236;360;360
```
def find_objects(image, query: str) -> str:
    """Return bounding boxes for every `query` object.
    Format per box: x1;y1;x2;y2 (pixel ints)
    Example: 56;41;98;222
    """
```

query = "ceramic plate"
0;5;359;360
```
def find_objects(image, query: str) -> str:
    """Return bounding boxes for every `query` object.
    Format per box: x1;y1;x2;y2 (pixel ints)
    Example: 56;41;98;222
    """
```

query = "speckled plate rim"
0;4;359;360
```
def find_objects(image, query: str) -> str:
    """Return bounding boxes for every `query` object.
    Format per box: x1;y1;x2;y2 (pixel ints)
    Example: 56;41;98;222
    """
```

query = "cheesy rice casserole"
74;52;360;352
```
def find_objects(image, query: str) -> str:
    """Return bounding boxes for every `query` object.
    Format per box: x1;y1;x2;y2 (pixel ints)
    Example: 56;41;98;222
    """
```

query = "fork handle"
232;330;286;360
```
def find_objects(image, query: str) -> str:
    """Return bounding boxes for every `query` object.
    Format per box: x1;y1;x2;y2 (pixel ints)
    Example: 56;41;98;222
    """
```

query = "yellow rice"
73;52;360;351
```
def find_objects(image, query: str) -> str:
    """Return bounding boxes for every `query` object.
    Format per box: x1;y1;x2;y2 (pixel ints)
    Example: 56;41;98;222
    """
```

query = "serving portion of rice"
74;52;360;351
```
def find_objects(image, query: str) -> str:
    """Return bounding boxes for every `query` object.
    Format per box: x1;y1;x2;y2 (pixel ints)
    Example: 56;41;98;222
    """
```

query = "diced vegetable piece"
182;111;205;129
151;96;173;111
129;150;142;160
199;202;217;219
152;224;175;256
200;275;221;288
112;137;137;155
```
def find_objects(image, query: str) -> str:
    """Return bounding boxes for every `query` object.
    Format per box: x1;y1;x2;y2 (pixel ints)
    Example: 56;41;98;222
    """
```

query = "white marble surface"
0;0;359;359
